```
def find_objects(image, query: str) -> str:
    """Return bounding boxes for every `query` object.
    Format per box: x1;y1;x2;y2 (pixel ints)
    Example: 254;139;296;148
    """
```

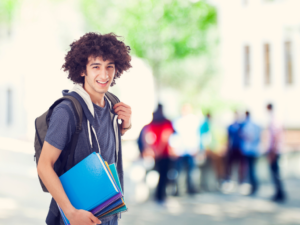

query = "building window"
244;45;250;86
7;88;12;125
264;43;271;85
285;41;293;84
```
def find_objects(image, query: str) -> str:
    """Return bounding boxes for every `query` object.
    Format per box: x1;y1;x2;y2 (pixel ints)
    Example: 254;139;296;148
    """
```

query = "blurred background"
0;0;300;224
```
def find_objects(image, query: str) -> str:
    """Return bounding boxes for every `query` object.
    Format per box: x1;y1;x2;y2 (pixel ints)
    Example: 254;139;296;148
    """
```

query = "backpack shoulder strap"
48;96;83;176
105;91;120;107
47;96;83;128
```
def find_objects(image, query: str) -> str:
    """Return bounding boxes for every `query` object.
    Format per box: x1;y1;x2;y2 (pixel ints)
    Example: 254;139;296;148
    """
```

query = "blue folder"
97;163;128;218
58;152;121;224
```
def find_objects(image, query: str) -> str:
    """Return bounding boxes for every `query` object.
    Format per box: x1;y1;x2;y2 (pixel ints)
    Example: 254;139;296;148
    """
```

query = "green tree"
79;0;217;93
0;0;20;34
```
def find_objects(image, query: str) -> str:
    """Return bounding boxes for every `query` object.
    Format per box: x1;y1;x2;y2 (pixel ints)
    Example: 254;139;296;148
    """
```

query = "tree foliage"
0;0;19;25
79;0;217;90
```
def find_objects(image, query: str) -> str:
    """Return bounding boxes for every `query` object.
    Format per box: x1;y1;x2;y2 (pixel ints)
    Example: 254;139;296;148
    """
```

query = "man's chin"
91;82;112;95
95;87;109;95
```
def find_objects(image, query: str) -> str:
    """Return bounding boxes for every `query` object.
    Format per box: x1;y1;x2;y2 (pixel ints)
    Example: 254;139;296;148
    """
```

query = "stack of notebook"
57;152;127;225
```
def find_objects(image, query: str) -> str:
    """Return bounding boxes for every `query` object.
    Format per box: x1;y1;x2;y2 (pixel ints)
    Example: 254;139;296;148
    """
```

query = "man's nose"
98;67;108;80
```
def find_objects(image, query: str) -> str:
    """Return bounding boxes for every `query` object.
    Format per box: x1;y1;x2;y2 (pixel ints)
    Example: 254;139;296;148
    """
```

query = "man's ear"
81;71;86;77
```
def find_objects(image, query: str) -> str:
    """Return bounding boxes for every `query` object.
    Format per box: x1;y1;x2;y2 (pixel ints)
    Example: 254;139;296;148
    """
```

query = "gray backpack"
34;92;120;192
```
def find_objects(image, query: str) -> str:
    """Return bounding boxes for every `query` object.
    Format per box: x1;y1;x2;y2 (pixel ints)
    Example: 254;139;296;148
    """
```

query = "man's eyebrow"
89;62;115;66
90;63;101;66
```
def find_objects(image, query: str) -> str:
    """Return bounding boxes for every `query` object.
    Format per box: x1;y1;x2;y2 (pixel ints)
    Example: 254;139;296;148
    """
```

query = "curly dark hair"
62;32;132;86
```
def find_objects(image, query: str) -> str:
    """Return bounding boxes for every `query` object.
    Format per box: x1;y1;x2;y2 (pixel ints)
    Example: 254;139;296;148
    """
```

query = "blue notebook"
97;163;128;218
58;152;121;224
95;163;127;218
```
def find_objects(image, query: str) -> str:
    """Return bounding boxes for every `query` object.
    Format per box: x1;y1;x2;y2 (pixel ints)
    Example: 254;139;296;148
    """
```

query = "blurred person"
143;104;174;204
137;126;147;158
239;111;261;196
170;104;200;195
225;112;246;185
200;113;226;189
37;33;132;225
266;103;286;202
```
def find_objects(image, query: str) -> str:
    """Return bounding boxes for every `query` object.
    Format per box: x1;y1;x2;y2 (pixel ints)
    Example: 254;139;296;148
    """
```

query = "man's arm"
37;141;101;225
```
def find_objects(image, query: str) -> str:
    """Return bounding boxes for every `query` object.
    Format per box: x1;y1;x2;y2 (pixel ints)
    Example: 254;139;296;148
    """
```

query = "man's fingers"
117;114;129;121
114;106;131;114
117;112;130;118
117;112;131;119
113;102;131;133
116;110;131;117
113;102;129;107
90;214;101;224
113;102;130;110
115;108;130;114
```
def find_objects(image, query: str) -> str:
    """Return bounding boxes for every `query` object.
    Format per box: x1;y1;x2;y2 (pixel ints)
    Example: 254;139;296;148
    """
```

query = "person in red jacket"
142;104;174;204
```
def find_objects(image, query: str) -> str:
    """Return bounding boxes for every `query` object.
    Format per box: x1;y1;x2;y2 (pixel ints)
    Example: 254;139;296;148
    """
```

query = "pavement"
0;139;299;225
121;180;300;225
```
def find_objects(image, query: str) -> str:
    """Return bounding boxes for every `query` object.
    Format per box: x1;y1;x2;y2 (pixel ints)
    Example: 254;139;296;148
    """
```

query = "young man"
225;112;245;186
37;33;132;225
239;111;261;195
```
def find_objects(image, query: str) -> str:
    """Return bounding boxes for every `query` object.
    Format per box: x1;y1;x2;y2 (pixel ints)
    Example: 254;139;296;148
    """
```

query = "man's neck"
90;94;105;108
83;84;106;108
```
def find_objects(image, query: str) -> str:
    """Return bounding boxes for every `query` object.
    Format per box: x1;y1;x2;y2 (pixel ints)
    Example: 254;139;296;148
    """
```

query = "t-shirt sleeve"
45;104;76;151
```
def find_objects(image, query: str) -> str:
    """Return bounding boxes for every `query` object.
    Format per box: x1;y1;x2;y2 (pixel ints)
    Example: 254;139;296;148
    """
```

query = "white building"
0;0;81;139
215;0;300;128
0;0;155;141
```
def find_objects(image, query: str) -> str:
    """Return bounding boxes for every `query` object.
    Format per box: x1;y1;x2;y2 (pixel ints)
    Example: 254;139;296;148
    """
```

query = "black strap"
105;92;120;107
66;126;81;171
47;96;82;128
51;96;83;176
57;126;82;176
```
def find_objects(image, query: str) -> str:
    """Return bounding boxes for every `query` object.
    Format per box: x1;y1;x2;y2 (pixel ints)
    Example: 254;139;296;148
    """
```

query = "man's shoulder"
53;99;76;113
51;99;78;124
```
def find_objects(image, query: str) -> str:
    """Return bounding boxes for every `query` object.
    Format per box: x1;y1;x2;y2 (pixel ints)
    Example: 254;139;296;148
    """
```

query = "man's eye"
93;66;99;69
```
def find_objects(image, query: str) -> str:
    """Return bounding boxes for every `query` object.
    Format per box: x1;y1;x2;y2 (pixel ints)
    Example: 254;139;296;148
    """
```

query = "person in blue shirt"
239;111;261;195
225;112;246;185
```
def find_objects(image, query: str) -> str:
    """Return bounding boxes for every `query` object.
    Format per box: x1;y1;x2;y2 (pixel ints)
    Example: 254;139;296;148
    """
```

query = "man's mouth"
96;80;109;84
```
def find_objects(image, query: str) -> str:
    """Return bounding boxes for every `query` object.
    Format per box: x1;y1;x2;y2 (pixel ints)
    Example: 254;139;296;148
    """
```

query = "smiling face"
81;56;116;100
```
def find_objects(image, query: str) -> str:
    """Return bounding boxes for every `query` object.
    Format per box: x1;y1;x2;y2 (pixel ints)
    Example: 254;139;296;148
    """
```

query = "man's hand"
38;142;101;225
67;209;101;225
113;102;132;135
